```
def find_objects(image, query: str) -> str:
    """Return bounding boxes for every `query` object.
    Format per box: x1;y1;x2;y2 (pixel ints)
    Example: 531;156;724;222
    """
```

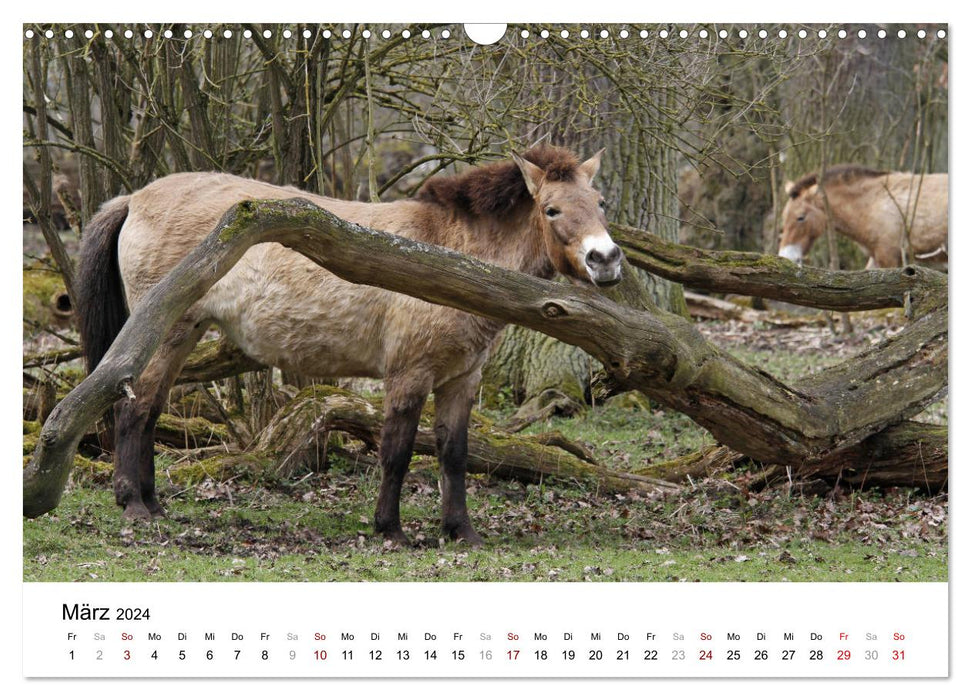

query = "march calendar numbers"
22;20;949;682
25;584;946;677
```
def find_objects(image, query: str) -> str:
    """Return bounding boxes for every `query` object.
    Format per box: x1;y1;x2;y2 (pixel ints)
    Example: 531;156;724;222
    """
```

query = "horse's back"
120;173;326;294
117;173;411;377
883;172;948;255
120;173;408;283
116;172;492;382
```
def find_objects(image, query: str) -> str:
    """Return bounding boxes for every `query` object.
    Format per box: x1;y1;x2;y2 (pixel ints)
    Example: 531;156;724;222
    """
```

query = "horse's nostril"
587;246;622;267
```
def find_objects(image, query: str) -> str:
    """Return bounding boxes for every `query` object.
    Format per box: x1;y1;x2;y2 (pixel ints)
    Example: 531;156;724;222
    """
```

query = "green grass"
23;458;947;583
518;401;714;469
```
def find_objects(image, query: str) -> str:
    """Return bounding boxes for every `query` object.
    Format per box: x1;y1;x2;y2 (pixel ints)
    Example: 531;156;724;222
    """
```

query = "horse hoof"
122;503;154;521
382;534;411;548
377;527;411;547
446;524;484;547
459;532;485;547
145;498;166;518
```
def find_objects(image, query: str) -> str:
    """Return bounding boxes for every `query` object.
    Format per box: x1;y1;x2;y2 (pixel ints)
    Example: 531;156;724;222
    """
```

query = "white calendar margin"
5;0;962;696
23;582;949;678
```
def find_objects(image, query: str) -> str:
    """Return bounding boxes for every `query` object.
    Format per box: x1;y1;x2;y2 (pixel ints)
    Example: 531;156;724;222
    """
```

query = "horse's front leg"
434;373;483;545
374;379;429;544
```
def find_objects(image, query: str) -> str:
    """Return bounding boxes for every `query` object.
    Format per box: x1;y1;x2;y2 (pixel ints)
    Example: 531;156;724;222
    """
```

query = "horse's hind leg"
113;318;207;520
373;375;431;543
434;372;483;545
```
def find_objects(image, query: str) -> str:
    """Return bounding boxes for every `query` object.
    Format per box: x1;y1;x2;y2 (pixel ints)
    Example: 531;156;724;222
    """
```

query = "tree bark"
482;325;591;417
631;445;746;483
612;224;946;317
178;337;265;384
23;198;947;516
796;421;947;490
22;338;261;389
745;421;947;492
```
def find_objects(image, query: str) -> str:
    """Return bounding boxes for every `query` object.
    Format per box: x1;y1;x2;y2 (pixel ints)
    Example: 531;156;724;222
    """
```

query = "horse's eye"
796;214;806;223
599;199;606;210
545;207;561;218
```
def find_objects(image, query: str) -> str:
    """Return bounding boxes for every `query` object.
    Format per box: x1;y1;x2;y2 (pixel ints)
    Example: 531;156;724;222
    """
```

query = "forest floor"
22;307;948;583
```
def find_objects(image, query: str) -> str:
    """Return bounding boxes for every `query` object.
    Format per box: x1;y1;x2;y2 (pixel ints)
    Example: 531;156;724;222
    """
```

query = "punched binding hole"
464;24;506;45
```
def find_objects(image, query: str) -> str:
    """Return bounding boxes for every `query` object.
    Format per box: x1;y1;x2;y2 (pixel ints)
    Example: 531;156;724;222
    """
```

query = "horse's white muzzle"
778;244;804;265
582;232;624;286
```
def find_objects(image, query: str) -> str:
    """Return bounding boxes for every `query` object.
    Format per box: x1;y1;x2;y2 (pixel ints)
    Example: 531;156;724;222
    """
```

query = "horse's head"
513;149;623;287
778;181;826;265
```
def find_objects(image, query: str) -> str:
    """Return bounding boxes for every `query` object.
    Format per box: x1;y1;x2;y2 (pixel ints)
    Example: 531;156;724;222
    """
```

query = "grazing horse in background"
778;165;948;269
76;145;623;545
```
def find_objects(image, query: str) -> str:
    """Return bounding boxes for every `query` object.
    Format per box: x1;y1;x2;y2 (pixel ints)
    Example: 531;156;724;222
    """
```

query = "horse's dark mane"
788;164;889;199
415;145;580;217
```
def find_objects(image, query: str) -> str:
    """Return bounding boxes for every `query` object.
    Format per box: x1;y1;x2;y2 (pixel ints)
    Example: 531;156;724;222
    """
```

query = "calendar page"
17;5;954;691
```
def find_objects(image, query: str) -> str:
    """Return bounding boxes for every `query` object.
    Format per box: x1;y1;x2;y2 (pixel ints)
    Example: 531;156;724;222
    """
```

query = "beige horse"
779;165;948;268
75;145;622;545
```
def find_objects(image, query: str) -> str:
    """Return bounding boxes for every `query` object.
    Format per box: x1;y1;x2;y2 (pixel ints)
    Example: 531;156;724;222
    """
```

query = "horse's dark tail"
76;195;131;374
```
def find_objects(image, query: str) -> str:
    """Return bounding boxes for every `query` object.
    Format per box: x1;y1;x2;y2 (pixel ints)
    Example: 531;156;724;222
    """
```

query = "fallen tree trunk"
231;385;678;495
789;421;947;491
154;413;233;450
23;412;230;452
23;346;83;369
684;292;761;322
632;420;947;492
682;291;822;326
178;336;265;385
631;445;747;483
24;199;947;516
22;336;260;385
612;224;947;317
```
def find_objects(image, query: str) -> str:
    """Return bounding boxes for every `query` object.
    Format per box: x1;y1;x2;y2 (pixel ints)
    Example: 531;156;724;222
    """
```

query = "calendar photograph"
22;22;947;594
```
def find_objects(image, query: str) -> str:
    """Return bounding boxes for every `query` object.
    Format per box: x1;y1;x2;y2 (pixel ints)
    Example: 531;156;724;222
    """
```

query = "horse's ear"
784;180;795;197
578;148;605;185
512;151;545;198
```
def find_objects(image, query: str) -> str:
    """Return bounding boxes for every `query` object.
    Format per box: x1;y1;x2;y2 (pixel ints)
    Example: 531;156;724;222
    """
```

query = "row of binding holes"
527;28;945;40
24;27;946;40
23;28;445;40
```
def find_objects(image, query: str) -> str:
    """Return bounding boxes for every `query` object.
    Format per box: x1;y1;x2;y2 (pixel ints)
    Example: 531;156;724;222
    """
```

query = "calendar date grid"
25;583;946;678
58;625;915;675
